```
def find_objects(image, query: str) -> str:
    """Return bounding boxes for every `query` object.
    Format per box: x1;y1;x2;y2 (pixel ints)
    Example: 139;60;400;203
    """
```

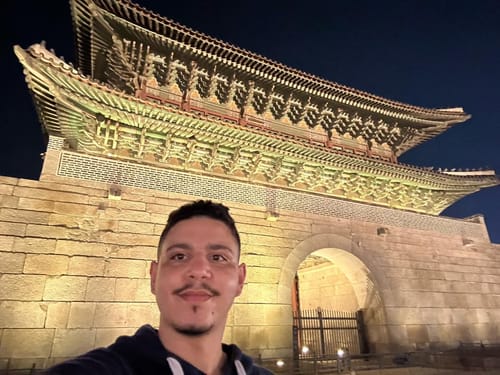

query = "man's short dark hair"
157;200;241;259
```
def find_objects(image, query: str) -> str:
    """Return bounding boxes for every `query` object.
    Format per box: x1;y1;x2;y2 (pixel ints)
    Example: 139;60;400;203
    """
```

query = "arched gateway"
2;0;500;370
278;234;388;357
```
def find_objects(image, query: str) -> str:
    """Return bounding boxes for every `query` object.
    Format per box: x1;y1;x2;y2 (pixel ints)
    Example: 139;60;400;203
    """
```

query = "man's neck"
158;325;227;375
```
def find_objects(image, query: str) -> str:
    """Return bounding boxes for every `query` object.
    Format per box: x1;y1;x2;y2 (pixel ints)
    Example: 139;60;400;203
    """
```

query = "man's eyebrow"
165;243;192;252
207;243;235;252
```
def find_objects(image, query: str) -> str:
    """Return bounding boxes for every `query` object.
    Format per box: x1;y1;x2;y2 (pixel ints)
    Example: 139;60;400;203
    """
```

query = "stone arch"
277;233;390;352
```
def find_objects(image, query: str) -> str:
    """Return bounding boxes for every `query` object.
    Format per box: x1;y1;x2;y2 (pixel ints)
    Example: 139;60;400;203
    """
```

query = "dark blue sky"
2;0;499;242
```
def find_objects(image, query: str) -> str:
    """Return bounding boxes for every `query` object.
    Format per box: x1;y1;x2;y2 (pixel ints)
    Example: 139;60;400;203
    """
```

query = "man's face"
150;216;246;336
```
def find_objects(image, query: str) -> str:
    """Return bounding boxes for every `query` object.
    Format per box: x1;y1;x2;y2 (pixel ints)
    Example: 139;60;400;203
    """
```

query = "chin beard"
174;324;213;336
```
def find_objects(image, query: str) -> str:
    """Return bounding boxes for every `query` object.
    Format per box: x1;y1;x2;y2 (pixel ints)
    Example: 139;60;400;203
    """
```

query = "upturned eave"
15;43;499;216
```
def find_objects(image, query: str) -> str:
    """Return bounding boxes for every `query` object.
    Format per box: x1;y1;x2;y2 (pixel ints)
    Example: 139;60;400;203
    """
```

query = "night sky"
2;0;499;242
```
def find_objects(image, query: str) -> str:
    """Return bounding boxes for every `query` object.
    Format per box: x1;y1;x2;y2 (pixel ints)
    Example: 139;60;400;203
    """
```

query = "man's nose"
187;255;211;279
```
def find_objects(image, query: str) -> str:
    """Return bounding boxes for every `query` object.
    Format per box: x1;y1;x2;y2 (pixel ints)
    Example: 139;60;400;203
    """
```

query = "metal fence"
293;308;368;359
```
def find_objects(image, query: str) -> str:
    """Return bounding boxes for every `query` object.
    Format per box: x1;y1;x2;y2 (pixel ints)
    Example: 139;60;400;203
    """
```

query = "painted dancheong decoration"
14;0;498;215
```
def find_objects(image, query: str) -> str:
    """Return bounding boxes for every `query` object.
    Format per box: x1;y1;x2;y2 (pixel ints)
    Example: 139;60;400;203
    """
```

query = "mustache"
173;283;221;297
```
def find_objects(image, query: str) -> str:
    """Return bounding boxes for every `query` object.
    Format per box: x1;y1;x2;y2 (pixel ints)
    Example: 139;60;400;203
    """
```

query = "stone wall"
298;262;358;311
1;145;500;370
0;172;295;369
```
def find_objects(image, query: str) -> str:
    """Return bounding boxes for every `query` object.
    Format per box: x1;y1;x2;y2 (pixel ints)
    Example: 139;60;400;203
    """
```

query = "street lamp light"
336;347;351;373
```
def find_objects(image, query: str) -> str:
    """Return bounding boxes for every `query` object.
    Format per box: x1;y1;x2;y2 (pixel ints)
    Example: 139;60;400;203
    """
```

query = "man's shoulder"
43;325;165;375
42;347;132;375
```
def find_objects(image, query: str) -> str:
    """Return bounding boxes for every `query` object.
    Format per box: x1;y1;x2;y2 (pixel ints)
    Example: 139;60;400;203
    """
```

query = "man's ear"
150;261;158;294
236;263;246;296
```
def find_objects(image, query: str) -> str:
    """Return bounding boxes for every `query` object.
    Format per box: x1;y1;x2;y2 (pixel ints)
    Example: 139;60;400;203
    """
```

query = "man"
45;200;273;375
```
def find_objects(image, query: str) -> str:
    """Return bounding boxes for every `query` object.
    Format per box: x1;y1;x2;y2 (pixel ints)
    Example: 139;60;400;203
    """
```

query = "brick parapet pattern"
57;150;486;240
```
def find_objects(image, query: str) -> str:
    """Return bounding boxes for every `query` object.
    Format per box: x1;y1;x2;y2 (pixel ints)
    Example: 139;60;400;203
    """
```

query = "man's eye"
171;253;186;261
212;254;227;262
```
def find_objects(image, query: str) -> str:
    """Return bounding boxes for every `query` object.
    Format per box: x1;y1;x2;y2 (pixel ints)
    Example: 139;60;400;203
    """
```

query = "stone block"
474;308;490;324
99;232;158;247
0;183;15;195
240;254;284;268
127;303;159;326
277;284;291;304
0;222;26;236
233;303;291;326
121;189;157;204
45;302;70;328
51;328;96;357
421;307;452;325
0;329;54;358
0;195;19;209
55;239;108;257
53;202;98;216
245;266;281;284
0;274;46;300
0;301;46;328
244;283;277;304
149;213;167;225
24;254;69;275
114;278;138;301
43;276;88;301
108;245;156;260
67;302;96;328
103;209;151;223
94;303;127;327
249;325;291;349
245;234;296;249
0;358;47;371
385;308;421;325
386;325;408;345
237;223;284;238
465;293;485;308
68;256;105;276
13;237;57;254
232;326;250;348
13;186;88;204
242;244;289;258
118;221;156;235
135;279;155;302
443;293;468;308
108;200;146;211
0;208;50;225
470;323;497;341
47;214;91;229
25;224;70;239
0;235;15;252
94;327;136;348
17;197;55;212
147;202;174;215
406;324;429;345
0;252;25;273
104;258;148;278
153;223;165;235
98;219;119;232
85;277;116;301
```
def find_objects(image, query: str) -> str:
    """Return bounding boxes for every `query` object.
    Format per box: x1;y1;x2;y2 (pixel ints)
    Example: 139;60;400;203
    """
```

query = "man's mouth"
178;290;213;303
174;283;220;302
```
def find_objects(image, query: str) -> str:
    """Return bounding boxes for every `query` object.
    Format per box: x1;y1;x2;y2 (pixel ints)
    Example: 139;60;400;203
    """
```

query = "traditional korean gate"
293;308;368;358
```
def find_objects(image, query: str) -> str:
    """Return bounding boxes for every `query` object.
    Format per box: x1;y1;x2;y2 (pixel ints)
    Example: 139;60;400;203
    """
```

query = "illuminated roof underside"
15;44;499;215
69;0;473;157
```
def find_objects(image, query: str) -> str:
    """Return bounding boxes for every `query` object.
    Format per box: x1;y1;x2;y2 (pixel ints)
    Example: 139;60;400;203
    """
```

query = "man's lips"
173;283;220;301
178;290;213;303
